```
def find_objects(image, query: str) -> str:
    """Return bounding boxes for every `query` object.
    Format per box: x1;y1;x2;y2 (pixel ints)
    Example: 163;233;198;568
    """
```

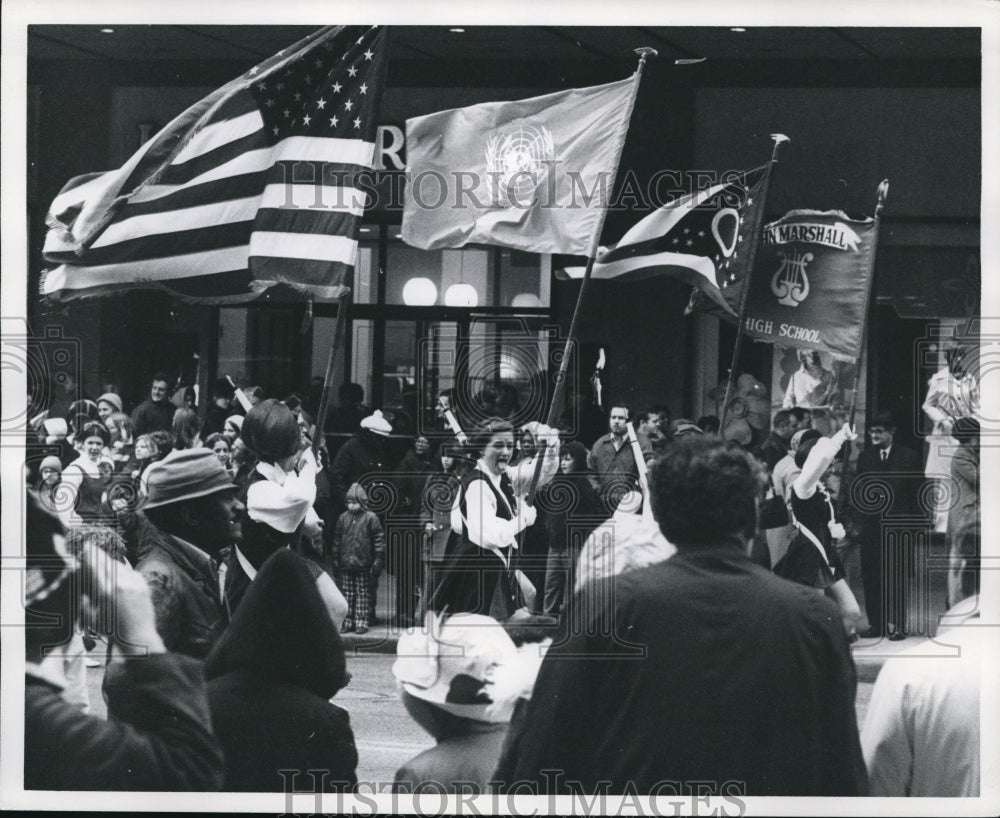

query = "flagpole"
525;46;656;504
846;179;889;429
313;289;351;456
719;134;789;431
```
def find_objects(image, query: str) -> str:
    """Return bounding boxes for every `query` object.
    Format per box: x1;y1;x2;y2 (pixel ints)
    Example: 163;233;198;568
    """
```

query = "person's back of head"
649;435;764;549
241;399;300;464
172;407;200;449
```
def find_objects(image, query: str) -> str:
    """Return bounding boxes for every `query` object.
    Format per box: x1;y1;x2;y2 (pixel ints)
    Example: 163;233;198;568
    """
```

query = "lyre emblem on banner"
770;249;813;307
485;124;555;207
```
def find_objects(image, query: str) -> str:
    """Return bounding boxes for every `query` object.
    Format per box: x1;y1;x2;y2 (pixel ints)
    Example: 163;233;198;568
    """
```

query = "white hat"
393;612;525;723
360;409;392;436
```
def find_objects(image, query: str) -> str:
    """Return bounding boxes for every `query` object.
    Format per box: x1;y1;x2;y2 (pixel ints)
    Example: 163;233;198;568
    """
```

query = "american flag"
559;164;770;317
42;25;387;304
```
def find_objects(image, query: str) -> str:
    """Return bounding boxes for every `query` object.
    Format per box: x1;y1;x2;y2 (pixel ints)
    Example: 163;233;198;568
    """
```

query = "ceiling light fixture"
730;27;746;33
449;28;465;33
100;27;115;34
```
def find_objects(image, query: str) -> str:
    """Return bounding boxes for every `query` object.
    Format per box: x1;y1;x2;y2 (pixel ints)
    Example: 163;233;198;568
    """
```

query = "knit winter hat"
142;448;236;509
40;455;63;473
97;392;124;414
345;482;369;505
360;410;392;436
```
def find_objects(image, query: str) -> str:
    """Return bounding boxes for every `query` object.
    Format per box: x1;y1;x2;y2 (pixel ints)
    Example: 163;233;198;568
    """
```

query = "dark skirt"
774;533;846;590
427;534;520;618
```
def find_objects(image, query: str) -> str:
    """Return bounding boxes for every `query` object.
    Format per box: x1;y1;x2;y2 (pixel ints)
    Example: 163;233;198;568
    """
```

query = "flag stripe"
46;246;251;288
249;231;357;264
171;108;264;165
129;136;375;201
89;184;364;250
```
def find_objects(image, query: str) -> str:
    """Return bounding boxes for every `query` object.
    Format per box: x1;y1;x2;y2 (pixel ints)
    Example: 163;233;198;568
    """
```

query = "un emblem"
485;124;555;206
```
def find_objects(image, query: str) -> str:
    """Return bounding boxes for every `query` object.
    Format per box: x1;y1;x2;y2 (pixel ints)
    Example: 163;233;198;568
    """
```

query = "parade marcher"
851;410;924;640
392;612;549;794
419;442;471;617
205;549;357;792
538;440;603;616
587;405;650;515
24;493;224;791
510;436;868;795
132;448;241;658
765;428;821;568
508;422;561;611
861;522;981;796
427;419;549;619
131;372;177;437
774;424;862;639
225;399;324;614
330;482;385;634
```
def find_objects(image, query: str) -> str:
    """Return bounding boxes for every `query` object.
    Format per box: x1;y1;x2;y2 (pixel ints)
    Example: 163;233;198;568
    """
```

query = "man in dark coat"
851;410;925;640
509;436;868;796
587;405;650;515
131;372;177;436
23;492;223;791
134;448;243;657
757;408;796;471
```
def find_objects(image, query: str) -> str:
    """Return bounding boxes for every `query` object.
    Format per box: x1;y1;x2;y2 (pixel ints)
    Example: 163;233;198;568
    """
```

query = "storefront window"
384;234;550;308
352;226;379;304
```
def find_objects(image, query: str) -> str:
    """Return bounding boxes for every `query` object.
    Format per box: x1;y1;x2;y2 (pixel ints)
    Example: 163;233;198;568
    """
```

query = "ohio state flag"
741;209;878;361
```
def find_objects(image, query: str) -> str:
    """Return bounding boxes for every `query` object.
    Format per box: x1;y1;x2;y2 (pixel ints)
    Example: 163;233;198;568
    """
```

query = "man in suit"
851;410;924;640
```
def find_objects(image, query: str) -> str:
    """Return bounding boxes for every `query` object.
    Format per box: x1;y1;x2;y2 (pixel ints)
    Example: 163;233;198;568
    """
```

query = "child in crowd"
331;483;385;634
36;455;65;516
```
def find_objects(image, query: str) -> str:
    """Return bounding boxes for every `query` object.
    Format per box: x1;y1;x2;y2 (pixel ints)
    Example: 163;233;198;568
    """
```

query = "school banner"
741;209;877;361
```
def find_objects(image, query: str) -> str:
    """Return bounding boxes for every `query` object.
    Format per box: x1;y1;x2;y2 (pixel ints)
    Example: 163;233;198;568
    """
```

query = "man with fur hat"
133;448;243;657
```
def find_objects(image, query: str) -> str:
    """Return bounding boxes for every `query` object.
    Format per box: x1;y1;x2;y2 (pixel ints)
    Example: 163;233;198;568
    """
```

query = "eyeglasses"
869;427;887;434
